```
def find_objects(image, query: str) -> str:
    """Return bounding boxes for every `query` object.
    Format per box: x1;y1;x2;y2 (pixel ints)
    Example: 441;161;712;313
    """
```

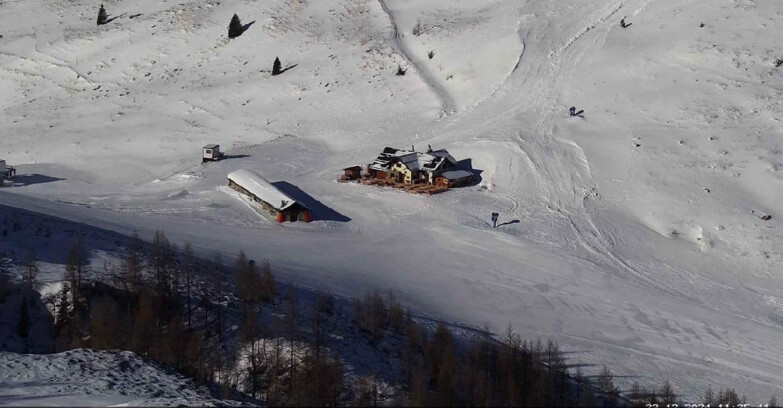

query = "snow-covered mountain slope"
2;0;783;401
0;349;244;406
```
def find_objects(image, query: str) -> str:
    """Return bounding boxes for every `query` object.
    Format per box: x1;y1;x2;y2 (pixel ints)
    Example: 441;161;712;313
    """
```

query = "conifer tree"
54;282;74;350
24;250;39;305
658;380;677;405
596;365;619;407
286;288;299;396
272;57;282;76
235;251;252;307
16;301;30;338
228;14;243;39
97;4;108;26
183;243;194;331
65;237;87;305
260;260;276;301
704;386;715;405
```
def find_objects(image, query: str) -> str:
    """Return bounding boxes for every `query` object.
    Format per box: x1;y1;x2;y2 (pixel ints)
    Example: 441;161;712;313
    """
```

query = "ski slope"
0;349;245;406
2;0;783;401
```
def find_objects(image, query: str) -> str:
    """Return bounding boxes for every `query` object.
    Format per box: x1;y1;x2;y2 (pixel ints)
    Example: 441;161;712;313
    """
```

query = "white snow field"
1;0;782;401
0;349;244;406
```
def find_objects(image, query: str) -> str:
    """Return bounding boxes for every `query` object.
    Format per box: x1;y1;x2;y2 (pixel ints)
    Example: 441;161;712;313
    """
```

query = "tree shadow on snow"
279;64;298;75
241;21;256;35
220;154;250;161
104;13;126;25
5;174;65;187
271;181;350;222
497;219;520;227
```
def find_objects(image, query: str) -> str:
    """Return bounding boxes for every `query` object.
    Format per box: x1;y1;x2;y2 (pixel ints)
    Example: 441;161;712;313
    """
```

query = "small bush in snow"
228;14;243;39
272;57;282;76
97;4;108;26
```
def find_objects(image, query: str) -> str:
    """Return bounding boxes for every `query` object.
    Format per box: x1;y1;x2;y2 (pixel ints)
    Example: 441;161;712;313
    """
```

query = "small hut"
435;170;474;188
227;169;310;222
0;160;15;180
341;166;362;181
203;144;222;163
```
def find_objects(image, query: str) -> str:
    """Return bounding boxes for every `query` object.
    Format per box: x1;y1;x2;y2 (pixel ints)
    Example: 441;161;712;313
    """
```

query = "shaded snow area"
0;349;244;406
1;0;783;402
0;204;481;406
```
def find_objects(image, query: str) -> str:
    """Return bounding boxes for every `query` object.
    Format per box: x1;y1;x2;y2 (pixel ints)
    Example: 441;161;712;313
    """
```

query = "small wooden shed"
341;166;362;181
435;170;474;188
203;144;222;163
0;160;15;180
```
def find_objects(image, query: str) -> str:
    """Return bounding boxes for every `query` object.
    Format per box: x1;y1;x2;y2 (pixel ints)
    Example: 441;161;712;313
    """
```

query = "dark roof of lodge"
440;170;473;180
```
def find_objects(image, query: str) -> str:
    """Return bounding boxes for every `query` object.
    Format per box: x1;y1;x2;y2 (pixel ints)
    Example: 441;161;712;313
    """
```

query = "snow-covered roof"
227;169;303;211
203;144;219;149
369;147;456;172
429;149;457;166
440;170;473;180
369;147;400;171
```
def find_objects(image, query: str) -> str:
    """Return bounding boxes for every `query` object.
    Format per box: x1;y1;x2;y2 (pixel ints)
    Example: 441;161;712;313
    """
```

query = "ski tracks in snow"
376;0;456;115
503;0;673;288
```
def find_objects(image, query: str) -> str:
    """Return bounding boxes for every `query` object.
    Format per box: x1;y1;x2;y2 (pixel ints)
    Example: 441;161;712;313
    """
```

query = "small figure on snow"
620;18;631;28
569;106;584;117
491;212;499;228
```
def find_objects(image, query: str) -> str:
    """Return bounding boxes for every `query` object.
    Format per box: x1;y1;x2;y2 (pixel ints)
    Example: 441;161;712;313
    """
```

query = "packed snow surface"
2;0;783;401
0;349;242;406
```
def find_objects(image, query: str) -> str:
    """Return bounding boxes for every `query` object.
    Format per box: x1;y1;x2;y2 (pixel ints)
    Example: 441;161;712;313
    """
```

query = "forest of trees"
6;224;779;407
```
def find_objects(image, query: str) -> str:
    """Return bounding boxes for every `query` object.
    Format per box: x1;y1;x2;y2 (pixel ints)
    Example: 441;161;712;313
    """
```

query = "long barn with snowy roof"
227;169;310;222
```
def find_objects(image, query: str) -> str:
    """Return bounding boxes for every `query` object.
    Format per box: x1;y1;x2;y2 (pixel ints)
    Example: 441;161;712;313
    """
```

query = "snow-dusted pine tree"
272;57;282;75
97;4;107;26
228;14;243;38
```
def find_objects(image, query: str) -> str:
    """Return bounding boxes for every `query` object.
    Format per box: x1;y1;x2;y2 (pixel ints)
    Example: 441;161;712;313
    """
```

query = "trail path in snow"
376;0;457;115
